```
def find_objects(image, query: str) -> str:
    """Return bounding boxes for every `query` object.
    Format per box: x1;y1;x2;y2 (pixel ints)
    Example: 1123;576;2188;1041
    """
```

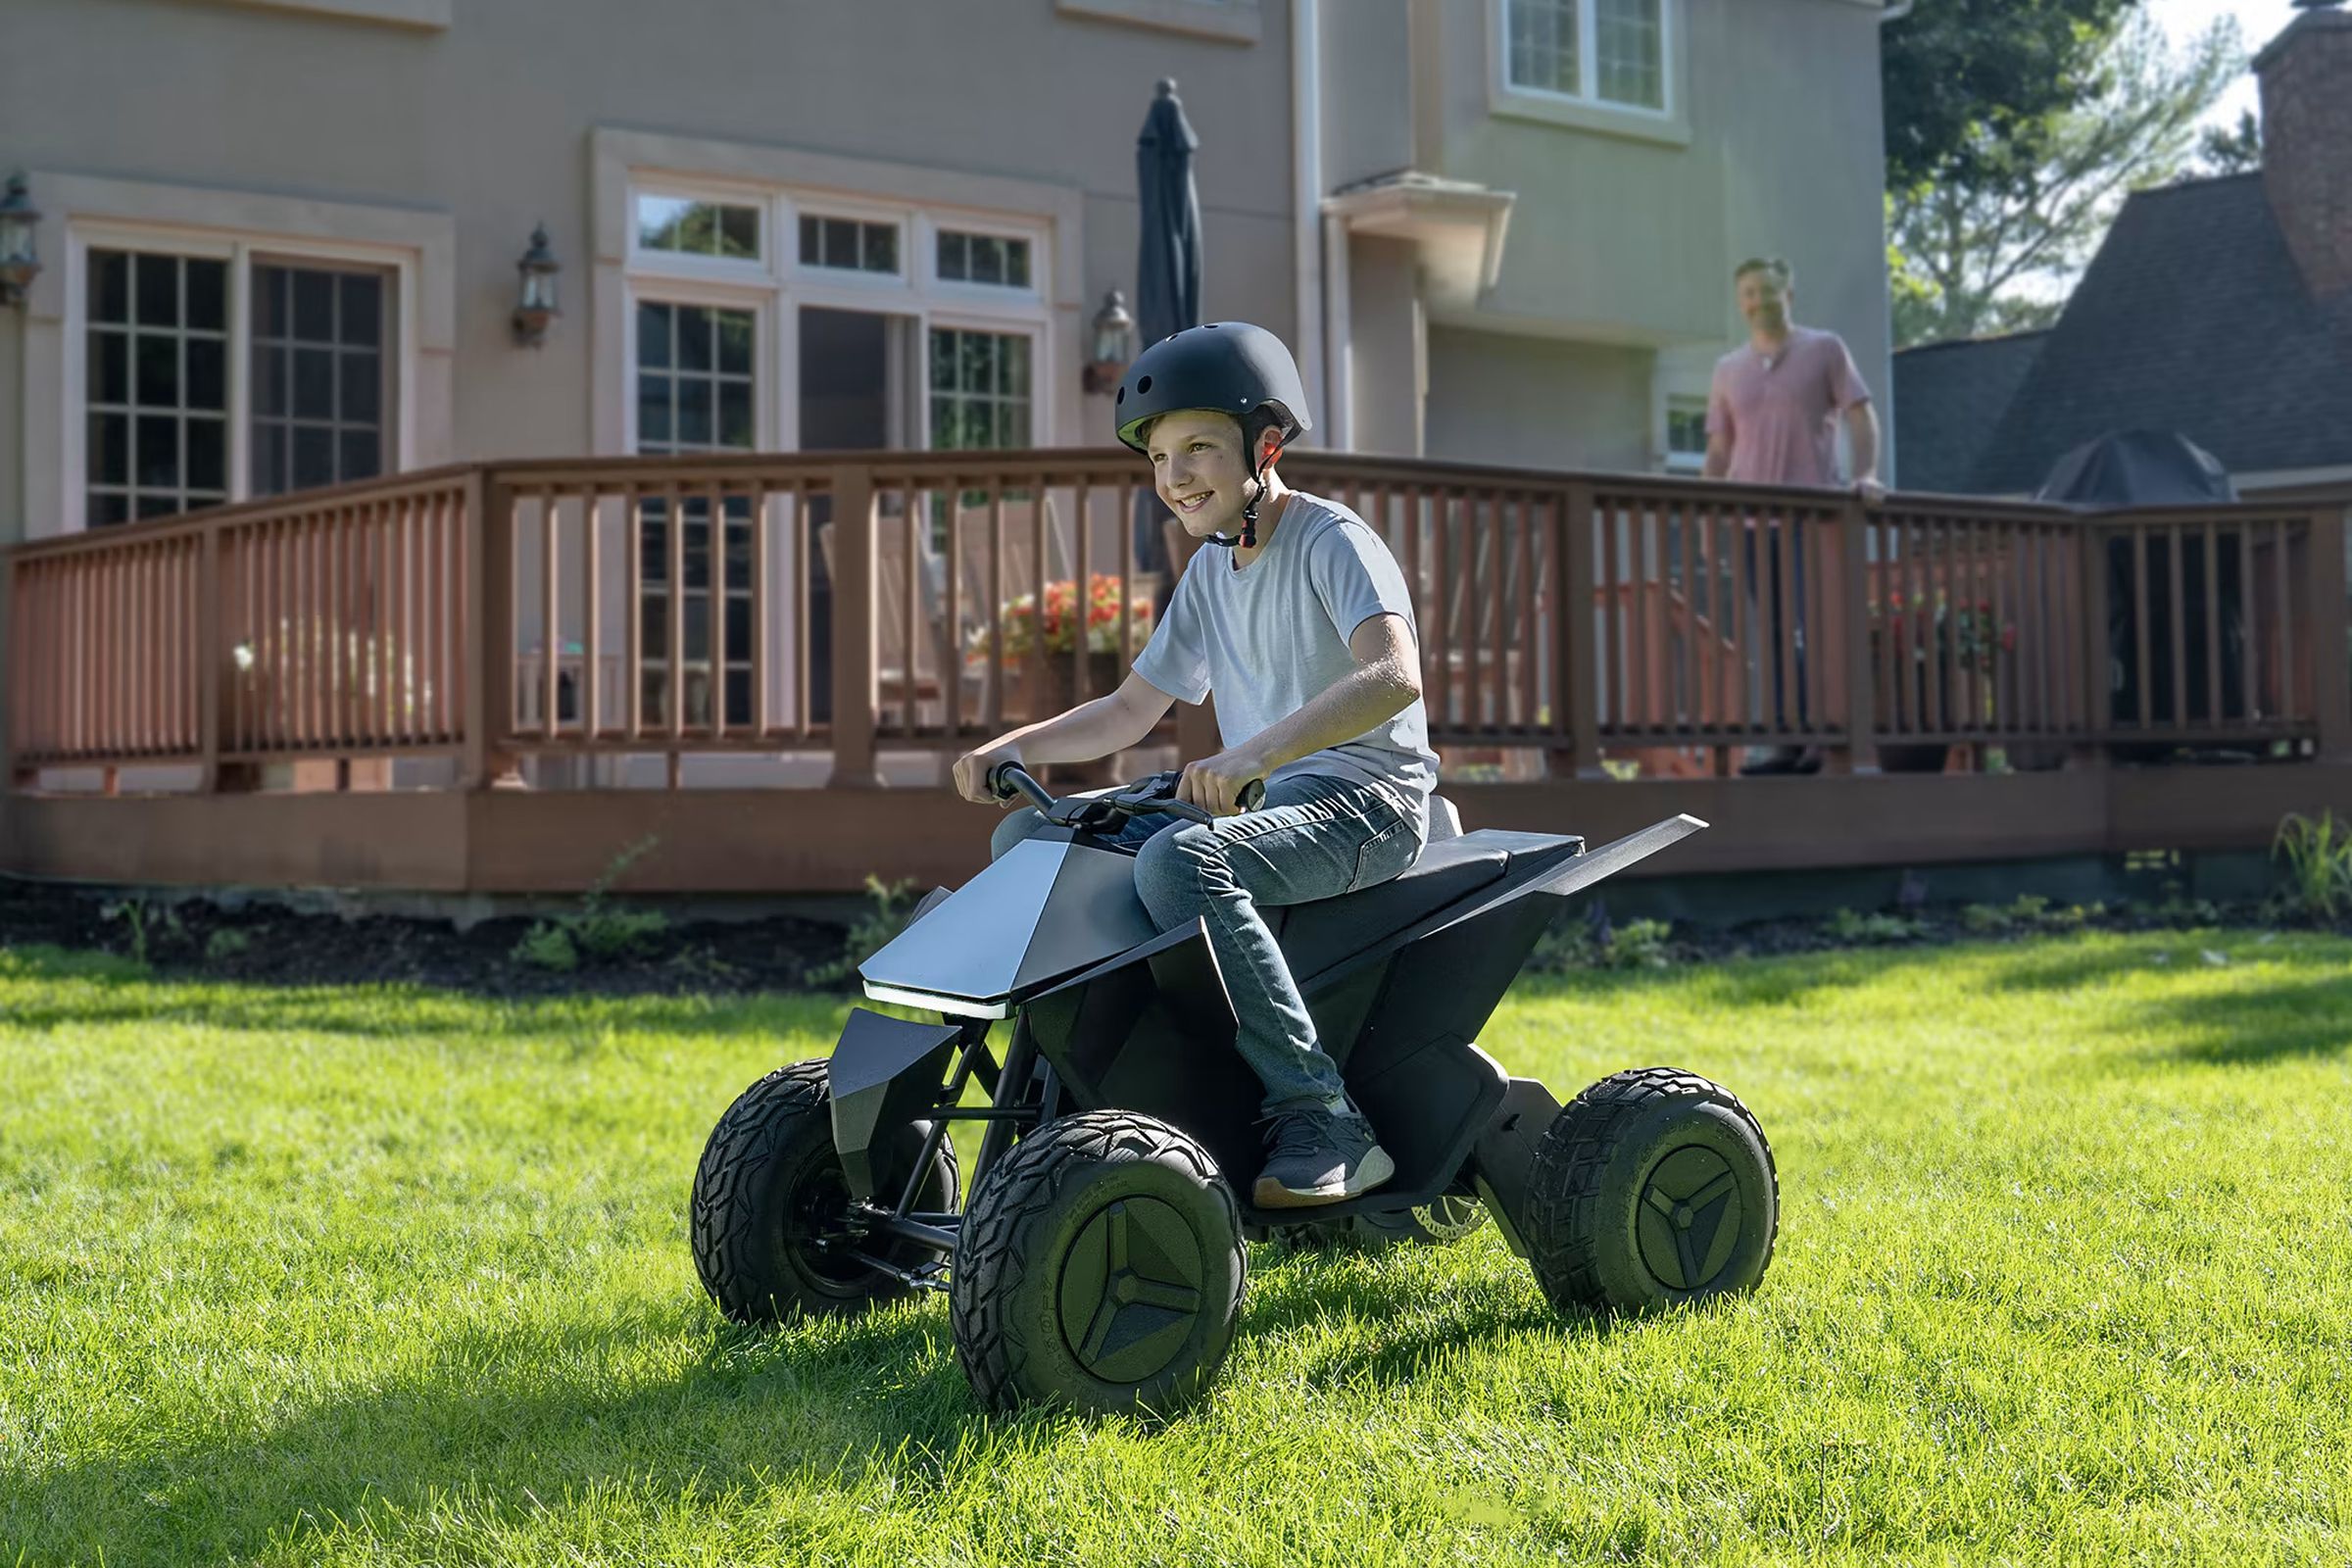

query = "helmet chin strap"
1207;443;1277;551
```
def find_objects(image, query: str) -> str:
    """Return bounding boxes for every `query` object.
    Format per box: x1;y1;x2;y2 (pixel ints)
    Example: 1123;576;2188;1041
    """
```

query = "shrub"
806;876;921;986
512;836;665;972
1825;908;1928;944
204;929;252;964
2273;812;2352;923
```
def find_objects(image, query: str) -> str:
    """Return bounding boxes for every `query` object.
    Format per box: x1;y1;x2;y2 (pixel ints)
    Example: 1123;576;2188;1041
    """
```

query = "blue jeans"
990;774;1425;1113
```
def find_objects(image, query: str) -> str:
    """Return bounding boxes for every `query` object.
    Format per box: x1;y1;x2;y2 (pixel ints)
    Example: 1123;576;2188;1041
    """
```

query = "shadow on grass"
0;944;849;1046
9;1243;1605;1562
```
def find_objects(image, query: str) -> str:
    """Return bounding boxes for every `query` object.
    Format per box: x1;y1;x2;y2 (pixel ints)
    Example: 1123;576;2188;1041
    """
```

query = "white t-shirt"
1131;490;1438;816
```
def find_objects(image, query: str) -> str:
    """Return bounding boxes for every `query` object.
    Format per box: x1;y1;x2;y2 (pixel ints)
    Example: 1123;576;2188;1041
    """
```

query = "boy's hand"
953;742;1024;807
1178;747;1268;816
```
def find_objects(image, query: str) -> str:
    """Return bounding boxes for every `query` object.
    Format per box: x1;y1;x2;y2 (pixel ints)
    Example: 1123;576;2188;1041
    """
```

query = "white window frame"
923;313;1048;452
922;215;1046;305
1661;391;1708;475
627;180;771;282
788;196;913;291
63;219;420;528
1489;0;1690;145
621;281;773;458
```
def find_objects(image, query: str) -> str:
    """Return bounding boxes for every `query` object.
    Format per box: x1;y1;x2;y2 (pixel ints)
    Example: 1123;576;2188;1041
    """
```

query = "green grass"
4;930;2351;1566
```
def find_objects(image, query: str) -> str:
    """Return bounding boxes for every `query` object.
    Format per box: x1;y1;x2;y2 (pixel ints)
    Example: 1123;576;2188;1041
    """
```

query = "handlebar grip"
985;760;1021;800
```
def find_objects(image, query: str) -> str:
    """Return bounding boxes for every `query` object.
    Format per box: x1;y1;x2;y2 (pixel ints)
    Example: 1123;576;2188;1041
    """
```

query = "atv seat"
1271;833;1514;981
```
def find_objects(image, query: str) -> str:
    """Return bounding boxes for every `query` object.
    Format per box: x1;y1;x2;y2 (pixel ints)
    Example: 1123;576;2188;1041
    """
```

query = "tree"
2198;108;2263;175
1881;0;2133;193
1887;12;2245;347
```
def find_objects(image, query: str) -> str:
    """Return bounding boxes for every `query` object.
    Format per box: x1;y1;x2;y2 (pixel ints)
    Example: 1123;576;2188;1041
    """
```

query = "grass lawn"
3;929;2350;1566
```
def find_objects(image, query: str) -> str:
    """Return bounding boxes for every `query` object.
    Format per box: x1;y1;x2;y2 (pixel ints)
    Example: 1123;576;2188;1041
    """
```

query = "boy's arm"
1177;612;1422;815
951;672;1175;805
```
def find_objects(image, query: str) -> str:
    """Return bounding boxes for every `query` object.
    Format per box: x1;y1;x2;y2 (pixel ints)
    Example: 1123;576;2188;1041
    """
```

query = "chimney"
2257;0;2352;297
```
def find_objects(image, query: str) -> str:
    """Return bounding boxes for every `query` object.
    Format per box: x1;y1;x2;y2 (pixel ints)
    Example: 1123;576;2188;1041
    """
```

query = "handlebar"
988;761;1264;827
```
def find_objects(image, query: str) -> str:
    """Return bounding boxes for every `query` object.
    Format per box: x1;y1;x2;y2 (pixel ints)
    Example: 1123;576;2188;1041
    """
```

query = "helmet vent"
1136;375;1153;394
1115;387;1125;405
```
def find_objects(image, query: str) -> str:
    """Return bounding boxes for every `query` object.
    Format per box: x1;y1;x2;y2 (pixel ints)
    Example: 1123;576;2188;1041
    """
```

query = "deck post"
828;465;884;788
1836;497;1879;774
1;551;24;792
462;467;521;789
1550;481;1606;778
2071;519;2110;771
197;525;221;793
2310;506;2351;763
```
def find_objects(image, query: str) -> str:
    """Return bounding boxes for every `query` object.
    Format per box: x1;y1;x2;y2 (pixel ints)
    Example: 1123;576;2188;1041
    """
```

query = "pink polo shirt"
1706;325;1872;487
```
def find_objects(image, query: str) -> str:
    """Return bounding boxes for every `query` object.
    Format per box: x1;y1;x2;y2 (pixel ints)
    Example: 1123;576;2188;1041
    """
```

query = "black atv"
692;765;1777;1415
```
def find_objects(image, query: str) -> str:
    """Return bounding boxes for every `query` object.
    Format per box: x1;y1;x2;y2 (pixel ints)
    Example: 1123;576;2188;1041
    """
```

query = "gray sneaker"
1253;1107;1396;1208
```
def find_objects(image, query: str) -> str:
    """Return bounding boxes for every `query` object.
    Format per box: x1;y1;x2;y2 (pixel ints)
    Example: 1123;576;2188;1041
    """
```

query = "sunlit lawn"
3;929;2349;1566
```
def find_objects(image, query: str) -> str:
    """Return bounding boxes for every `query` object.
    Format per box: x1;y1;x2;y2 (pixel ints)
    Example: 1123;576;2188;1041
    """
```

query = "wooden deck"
6;451;2350;894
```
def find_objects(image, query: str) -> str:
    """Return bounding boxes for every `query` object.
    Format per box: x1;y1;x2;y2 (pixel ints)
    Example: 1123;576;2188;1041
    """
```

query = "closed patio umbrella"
1132;78;1202;587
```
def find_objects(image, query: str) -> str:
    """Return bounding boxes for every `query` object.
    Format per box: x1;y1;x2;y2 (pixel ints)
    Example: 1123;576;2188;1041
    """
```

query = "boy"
951;322;1437;1208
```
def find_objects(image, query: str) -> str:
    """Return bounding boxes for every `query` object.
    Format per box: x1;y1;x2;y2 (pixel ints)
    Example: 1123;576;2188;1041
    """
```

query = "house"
0;0;1897;544
1893;3;2352;496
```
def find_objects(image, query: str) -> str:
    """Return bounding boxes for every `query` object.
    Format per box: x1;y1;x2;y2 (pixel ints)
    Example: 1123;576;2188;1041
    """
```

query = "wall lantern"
0;174;42;308
511;222;561;347
1081;288;1135;395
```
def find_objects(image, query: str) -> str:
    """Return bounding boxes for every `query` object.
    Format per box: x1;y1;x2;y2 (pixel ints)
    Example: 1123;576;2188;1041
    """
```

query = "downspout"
1292;0;1326;443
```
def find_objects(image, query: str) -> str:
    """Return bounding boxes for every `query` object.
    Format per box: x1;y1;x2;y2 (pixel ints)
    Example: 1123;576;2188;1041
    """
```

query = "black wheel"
1272;1194;1489;1251
1524;1067;1778;1316
691;1060;958;1323
951;1110;1245;1416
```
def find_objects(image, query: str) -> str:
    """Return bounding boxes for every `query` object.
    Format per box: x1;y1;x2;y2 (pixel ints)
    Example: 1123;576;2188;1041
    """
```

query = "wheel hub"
1636;1146;1742;1292
1056;1198;1206;1383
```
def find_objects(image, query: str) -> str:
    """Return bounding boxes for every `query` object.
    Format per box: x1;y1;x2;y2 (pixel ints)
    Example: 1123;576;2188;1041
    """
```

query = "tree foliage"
1881;0;2133;193
2198;108;2263;176
1886;11;2245;347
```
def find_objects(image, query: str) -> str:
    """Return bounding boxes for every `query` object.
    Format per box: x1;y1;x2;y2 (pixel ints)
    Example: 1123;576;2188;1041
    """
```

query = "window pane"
822;218;857;270
678;378;713;446
292;426;334;489
187;260;227;332
1006;239;1030;288
135;334;179;408
91;331;128;406
187;417;226;491
340;350;381;424
1005;336;1032;397
719;205;759;259
254;266;288;339
292;270;335;341
138;493;182;520
723;667;752;729
716;311;753;375
638;195;694;252
864;223;897;273
938;231;966;280
1509;0;1579;94
677;306;712;372
800;214;822;267
1596;0;1663;107
137;415;180;487
91;251;129;325
642;596;669;654
135;254;179;328
638;301;672;369
255;344;287;417
90;492;130;528
293;348;335;419
637;376;672;448
90;413;128;485
718;379;753;449
254;424;286;493
340;429;380;482
340;273;382;346
187;336;226;411
684;594;710;658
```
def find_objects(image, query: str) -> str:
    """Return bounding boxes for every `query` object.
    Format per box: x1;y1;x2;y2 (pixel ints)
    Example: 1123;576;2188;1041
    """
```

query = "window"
85;250;229;523
1506;0;1666;113
930;328;1033;451
251;264;388;495
635;300;758;728
636;196;760;262
799;215;900;275
1664;394;1707;474
936;230;1032;289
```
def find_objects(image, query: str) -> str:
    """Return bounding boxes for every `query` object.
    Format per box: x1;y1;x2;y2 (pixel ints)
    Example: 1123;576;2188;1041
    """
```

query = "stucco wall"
1423;327;1652;472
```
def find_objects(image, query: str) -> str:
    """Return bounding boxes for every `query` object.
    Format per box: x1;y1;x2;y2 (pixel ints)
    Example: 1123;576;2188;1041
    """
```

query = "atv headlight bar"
861;981;1011;1020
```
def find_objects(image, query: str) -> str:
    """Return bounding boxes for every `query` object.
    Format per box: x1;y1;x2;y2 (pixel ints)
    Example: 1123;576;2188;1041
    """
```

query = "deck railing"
8;451;2348;791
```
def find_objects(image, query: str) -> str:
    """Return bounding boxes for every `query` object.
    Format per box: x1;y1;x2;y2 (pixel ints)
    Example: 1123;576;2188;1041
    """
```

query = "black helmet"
1113;321;1312;453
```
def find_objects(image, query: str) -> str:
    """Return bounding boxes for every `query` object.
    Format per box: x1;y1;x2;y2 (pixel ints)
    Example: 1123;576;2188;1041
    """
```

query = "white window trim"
627;180;771;280
619;281;774;459
788;196;914;289
14;172;454;544
64;220;422;530
922;215;1046;304
1488;0;1691;147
